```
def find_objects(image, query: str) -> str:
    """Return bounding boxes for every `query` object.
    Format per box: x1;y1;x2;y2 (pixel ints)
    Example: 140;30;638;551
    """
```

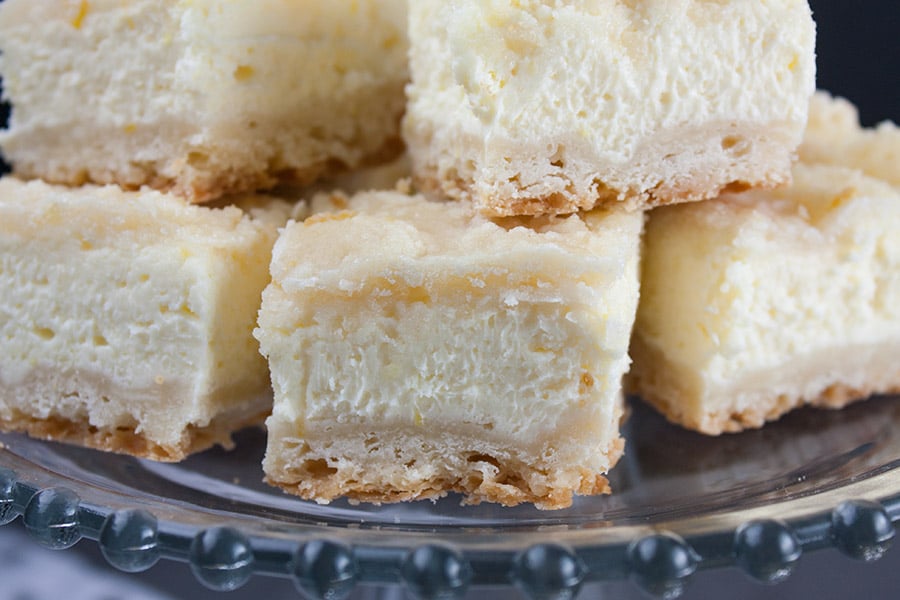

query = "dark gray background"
811;0;899;125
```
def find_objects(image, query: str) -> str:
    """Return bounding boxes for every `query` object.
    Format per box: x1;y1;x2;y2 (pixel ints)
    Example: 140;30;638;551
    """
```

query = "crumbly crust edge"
413;161;781;218
0;407;269;462
627;333;900;435
11;135;406;205
407;119;798;217
264;433;624;511
266;440;622;511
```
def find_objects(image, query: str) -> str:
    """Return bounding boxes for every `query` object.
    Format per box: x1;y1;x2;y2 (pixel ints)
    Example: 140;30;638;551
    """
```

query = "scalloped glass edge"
0;442;897;599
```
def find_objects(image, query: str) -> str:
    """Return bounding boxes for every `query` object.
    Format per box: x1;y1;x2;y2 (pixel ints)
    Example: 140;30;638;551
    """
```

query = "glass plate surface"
0;396;898;598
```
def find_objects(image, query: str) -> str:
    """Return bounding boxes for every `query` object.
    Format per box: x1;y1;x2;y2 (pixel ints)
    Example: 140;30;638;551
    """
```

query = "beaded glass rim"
0;428;898;599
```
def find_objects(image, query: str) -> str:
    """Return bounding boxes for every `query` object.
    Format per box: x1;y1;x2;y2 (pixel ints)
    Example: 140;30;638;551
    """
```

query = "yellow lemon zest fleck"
233;65;255;81
788;55;799;71
71;0;90;29
304;210;357;226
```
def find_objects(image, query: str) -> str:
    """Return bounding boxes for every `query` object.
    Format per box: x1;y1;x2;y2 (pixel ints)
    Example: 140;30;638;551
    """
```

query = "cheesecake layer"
629;98;900;433
0;178;291;459
802;91;900;187
256;190;643;508
404;0;816;216
0;0;407;202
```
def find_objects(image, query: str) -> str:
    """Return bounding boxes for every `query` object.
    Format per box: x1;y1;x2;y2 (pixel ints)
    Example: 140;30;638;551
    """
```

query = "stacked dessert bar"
1;0;896;510
257;189;643;507
257;0;816;508
628;92;900;434
0;0;408;461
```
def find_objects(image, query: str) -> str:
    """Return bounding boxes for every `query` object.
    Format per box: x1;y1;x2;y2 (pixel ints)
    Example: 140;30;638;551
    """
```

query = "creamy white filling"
637;163;900;402
263;282;631;459
257;191;643;482
407;0;815;166
0;0;408;191
0;179;286;445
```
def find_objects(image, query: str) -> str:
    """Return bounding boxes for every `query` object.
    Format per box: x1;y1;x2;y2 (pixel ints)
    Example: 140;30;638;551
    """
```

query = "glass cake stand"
0;396;897;599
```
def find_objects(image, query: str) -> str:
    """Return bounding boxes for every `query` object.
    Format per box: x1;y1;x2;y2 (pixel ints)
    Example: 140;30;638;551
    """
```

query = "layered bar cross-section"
256;189;644;508
0;178;292;459
404;0;816;216
0;0;408;202
629;95;900;434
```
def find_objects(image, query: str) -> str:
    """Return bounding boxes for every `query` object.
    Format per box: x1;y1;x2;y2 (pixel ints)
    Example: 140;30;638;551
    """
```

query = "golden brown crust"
627;333;900;435
0;408;268;462
809;383;900;409
14;135;406;205
179;135;407;203
639;380;900;436
408;118;798;217
413;167;785;217
265;433;624;510
265;466;612;511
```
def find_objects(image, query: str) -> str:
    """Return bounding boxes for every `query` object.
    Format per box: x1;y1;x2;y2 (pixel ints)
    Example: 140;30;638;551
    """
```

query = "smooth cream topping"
0;178;290;244
273;190;643;292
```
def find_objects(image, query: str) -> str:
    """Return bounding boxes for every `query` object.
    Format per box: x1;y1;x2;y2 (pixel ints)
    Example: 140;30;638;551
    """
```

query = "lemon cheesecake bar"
0;178;293;460
629;96;900;434
0;0;407;202
256;189;643;509
404;0;816;217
